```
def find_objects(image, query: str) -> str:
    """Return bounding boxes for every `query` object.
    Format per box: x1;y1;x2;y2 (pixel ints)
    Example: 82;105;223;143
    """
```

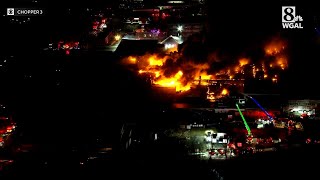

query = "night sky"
206;1;320;97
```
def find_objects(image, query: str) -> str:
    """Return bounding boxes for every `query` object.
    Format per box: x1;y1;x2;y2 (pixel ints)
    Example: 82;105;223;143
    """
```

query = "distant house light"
165;44;176;49
167;1;184;3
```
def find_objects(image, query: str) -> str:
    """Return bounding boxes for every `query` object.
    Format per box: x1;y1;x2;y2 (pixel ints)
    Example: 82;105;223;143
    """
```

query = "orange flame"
148;56;164;66
239;58;250;67
154;70;191;91
221;88;228;96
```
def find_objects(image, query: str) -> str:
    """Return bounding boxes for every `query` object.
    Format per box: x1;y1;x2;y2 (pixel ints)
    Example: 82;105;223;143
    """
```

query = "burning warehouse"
120;36;288;102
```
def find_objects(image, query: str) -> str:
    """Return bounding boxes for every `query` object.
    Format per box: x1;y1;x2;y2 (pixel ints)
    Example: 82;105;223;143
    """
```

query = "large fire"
154;70;191;91
121;36;288;99
264;37;288;70
124;54;205;91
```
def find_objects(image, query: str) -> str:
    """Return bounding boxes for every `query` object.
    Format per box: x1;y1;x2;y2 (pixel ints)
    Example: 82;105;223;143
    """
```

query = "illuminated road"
104;40;122;52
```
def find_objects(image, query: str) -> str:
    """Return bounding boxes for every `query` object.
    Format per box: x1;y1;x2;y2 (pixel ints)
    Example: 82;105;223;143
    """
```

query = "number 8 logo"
284;8;294;21
282;6;296;22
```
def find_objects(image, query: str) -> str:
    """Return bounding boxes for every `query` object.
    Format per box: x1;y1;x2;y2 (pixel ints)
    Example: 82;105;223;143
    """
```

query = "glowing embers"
206;87;229;102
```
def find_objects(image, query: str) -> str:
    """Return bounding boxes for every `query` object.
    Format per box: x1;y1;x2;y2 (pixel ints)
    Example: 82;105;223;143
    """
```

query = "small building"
159;35;183;53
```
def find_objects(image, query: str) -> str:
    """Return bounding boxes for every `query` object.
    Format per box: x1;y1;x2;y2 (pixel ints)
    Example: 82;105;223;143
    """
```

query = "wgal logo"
282;6;303;29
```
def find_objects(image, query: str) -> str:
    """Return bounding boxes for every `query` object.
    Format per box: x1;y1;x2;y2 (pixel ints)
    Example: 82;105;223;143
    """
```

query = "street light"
114;34;121;41
177;25;183;36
